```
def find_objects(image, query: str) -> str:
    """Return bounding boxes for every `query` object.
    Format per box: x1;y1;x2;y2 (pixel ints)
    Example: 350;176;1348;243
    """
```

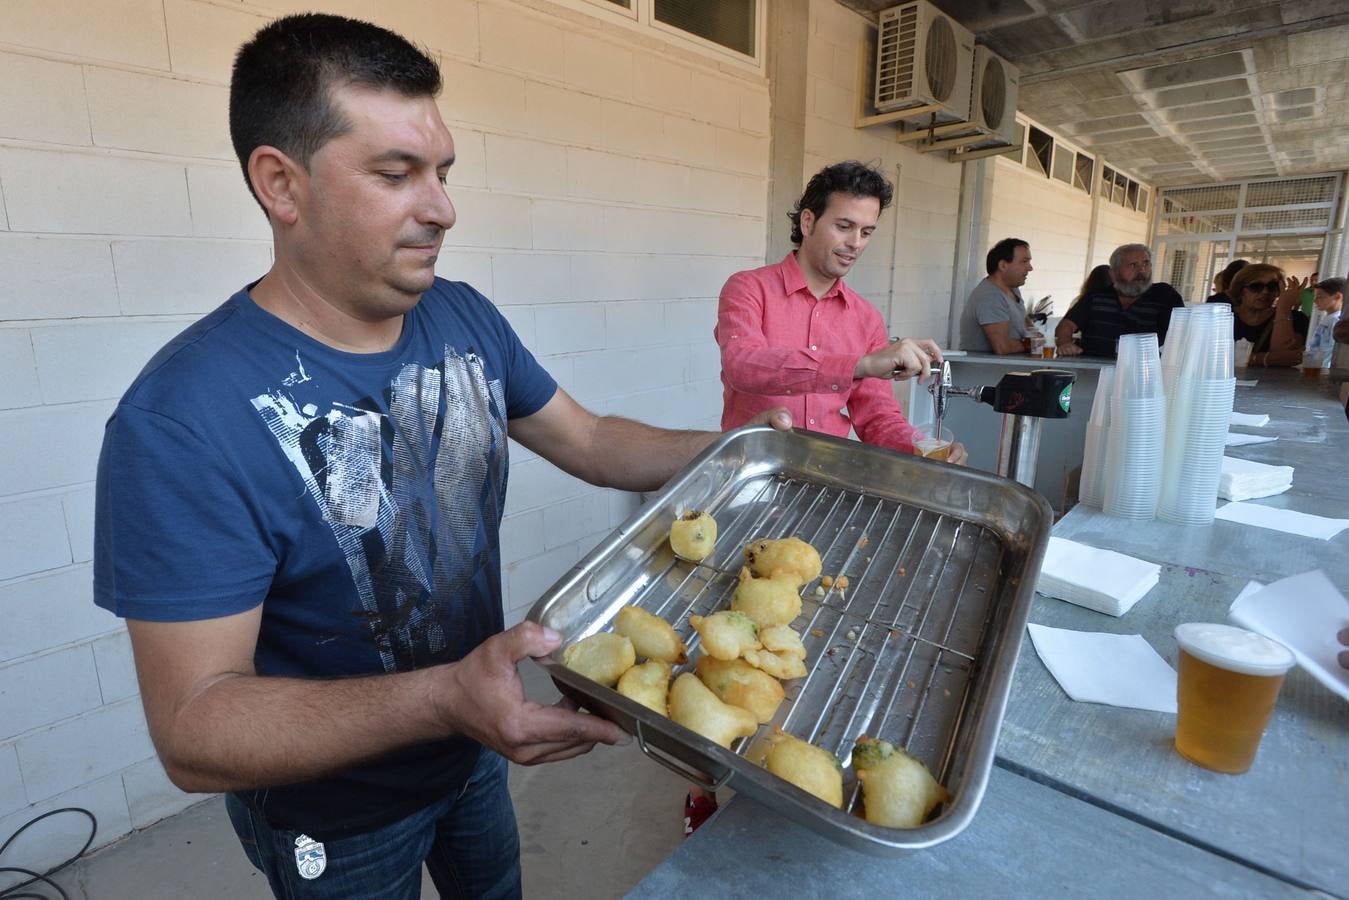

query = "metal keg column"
929;363;1076;490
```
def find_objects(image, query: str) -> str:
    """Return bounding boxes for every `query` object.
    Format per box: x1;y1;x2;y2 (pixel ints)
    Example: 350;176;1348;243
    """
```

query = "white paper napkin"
1038;537;1162;616
1229;411;1270;427
1218;456;1294;501
1027;623;1177;713
1229;570;1349;702
1226;432;1278;447
1214;502;1349;540
1236;379;1258;387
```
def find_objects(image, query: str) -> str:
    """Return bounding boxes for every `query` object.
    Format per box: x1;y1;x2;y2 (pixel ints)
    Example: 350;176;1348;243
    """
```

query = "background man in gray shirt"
961;238;1033;354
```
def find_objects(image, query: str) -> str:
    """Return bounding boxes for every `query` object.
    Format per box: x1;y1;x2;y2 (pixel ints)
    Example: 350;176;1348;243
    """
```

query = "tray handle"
634;719;733;792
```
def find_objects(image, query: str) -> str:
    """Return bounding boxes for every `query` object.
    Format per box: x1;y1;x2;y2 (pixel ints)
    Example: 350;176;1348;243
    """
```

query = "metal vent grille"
1244;176;1337;208
876;6;919;107
1160;185;1240;214
924;15;956;102
1240;208;1334;232
1158;213;1237;235
979;56;1005;130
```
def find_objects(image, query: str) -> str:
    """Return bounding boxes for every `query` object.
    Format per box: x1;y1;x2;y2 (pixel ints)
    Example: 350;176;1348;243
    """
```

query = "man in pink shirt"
715;160;967;463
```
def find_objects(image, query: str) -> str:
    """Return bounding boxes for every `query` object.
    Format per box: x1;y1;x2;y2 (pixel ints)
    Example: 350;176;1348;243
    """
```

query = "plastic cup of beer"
1041;345;1056;359
912;426;954;462
1301;349;1327;378
1173;623;1295;774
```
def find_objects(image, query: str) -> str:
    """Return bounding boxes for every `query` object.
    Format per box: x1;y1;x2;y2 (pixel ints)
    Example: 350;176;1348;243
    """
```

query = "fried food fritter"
561;632;636;688
694;656;785;724
617;660;671;716
614;605;688;664
689;610;761;661
764;731;843;808
743;537;822;585
742;647;808;680
758;624;807;659
668;672;758;748
730;566;802;628
669;510;717;562
852;736;951;828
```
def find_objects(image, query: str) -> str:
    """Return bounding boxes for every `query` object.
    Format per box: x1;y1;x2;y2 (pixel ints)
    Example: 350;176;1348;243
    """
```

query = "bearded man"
1055;243;1184;358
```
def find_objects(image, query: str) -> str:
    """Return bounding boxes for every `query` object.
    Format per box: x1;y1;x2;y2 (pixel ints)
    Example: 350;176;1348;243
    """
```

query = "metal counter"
630;368;1347;896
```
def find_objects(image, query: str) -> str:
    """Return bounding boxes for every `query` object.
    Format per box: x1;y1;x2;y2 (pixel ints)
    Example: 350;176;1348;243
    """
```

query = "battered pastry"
669;510;717;562
694;656;785;724
764;730;843;808
614;605;688;664
852;736;950;828
668;672;758;749
561;632;636;688
616;660;671;716
744;537;822;585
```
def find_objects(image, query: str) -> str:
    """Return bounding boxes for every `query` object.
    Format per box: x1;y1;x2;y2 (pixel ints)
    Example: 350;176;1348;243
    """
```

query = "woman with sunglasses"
1225;263;1310;367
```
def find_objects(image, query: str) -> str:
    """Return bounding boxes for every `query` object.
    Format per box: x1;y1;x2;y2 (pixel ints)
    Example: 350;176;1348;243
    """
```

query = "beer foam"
1174;623;1294;676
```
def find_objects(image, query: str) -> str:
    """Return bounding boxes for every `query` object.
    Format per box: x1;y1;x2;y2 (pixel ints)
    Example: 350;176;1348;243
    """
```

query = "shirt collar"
780;251;851;305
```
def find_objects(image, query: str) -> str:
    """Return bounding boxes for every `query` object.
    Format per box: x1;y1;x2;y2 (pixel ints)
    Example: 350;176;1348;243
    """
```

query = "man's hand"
1055;341;1083;357
945;442;969;466
436;622;629;766
855;338;944;382
745;407;792;431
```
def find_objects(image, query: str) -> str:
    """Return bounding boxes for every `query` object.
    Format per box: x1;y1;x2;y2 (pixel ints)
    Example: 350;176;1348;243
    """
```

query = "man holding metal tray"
716;160;968;465
91;14;790;899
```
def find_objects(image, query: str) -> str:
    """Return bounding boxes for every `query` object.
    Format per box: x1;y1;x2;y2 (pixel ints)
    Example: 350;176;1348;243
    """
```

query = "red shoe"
683;792;718;837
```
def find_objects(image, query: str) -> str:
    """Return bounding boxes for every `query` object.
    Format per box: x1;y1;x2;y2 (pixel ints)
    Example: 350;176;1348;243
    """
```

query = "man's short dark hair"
788;161;893;244
1315;276;1345;296
985;238;1028;276
229;14;442;211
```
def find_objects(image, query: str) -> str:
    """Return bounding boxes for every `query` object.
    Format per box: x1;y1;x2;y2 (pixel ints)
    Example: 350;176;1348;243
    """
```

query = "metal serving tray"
527;426;1051;855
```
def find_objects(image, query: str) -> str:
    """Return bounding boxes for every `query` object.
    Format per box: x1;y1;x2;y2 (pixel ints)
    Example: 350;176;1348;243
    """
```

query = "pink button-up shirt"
716;252;922;453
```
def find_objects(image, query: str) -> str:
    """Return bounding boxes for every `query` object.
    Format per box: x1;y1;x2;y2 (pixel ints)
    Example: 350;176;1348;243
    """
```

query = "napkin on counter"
1037;537;1162;617
1236;379;1259;387
1229;411;1270;427
1027;623;1177;713
1226;432;1279;447
1214;502;1349;540
1229;570;1349;702
1218;456;1294;501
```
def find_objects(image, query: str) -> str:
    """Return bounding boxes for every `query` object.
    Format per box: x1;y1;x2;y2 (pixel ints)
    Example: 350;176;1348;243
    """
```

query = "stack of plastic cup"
1157;304;1235;525
1160;306;1192;402
1103;333;1166;519
1079;366;1116;509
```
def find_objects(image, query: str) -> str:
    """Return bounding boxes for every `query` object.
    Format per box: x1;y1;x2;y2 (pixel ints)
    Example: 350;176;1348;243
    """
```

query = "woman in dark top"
1226;263;1309;367
1205;258;1249;304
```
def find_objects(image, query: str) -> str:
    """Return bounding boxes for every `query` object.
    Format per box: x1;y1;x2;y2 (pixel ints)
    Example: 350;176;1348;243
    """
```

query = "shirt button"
809;418;816;425
811;344;818;351
785;389;792;394
831;384;839;390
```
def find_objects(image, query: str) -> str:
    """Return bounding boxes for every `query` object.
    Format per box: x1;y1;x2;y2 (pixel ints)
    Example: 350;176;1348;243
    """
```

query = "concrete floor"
37;663;691;899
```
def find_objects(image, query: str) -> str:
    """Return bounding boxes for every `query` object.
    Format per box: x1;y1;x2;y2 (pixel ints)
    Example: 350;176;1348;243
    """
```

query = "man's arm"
129;609;625;793
981;320;1029;355
1055;302;1086;356
1259;277;1307;367
509;387;791;493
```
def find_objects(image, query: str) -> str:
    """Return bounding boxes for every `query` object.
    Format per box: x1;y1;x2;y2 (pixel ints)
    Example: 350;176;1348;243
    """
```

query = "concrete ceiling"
836;1;1349;186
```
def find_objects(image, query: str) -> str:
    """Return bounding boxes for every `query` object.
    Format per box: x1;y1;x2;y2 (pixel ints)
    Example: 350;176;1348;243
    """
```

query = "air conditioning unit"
969;44;1020;145
874;1;975;123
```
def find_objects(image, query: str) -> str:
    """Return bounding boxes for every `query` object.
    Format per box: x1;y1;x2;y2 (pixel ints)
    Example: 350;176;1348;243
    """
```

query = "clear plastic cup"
912;425;954;461
1173;623;1294;773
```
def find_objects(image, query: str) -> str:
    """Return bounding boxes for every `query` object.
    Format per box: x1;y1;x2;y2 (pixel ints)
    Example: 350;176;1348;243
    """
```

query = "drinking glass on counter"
1173;623;1294;774
912;425;954;461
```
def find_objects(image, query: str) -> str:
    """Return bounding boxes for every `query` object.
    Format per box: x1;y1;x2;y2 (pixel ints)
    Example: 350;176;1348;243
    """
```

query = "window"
1136;187;1149;213
1113;171;1127;205
577;0;761;64
1051;145;1073;184
655;0;755;57
1126;180;1140;210
1100;165;1115;198
1027;126;1053;177
1073;152;1094;192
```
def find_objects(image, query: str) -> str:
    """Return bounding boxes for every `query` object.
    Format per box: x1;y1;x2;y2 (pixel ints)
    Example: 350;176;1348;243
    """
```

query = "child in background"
1307;277;1344;371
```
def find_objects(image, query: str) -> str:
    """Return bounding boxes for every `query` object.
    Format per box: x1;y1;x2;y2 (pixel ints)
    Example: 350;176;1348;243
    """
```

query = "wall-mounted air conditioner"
970;44;1020;145
874;1;974;123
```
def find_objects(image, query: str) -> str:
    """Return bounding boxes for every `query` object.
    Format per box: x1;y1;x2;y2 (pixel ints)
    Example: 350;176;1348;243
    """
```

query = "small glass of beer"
1173;623;1294;774
912;425;954;461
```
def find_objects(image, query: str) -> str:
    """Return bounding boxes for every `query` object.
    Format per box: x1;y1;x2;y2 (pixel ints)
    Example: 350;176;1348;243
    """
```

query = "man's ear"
247;146;304;226
799;208;816;239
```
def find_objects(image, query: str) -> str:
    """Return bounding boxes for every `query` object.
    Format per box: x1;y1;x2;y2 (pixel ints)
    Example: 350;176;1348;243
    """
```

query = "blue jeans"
225;750;521;899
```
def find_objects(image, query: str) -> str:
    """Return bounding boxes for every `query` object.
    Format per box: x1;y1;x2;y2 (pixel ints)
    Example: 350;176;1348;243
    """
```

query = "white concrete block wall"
988;158;1096;318
0;0;776;854
804;0;963;345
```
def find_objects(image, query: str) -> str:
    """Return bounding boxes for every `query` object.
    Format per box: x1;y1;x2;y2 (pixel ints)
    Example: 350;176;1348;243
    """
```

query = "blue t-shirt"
94;278;556;838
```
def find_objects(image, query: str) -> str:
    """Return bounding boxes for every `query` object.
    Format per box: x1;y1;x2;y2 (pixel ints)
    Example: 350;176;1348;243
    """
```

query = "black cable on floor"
0;807;97;900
